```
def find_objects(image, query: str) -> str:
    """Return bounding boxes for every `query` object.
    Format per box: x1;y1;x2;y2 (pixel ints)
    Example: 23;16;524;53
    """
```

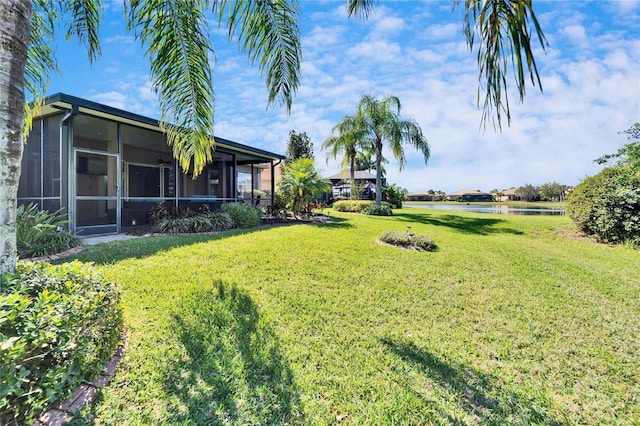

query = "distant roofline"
35;93;285;161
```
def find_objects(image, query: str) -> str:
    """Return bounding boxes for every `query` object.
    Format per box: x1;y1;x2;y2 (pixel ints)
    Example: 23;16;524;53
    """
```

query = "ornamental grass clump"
0;261;123;425
16;203;81;258
379;230;436;251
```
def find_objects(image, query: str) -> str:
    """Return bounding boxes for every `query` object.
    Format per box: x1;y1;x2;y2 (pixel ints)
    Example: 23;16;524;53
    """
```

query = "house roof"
35;93;285;161
327;170;377;181
502;188;518;195
449;189;492;196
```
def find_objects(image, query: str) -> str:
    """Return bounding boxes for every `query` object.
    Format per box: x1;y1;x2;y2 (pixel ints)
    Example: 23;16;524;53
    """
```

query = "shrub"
153;217;194;234
207;212;235;232
379;230;437;251
383;184;405;208
26;232;82;259
332;200;374;213
16;204;80;258
219;203;262;228
265;191;288;218
362;204;393;216
567;167;640;244
0;261;123;425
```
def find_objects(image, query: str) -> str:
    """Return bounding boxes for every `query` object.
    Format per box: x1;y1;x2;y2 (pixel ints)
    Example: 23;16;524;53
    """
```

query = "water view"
405;203;566;215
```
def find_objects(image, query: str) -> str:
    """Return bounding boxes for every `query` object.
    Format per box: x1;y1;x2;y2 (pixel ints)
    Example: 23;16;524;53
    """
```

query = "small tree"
284;130;314;165
279;158;331;217
539;181;567;202
516;184;539;202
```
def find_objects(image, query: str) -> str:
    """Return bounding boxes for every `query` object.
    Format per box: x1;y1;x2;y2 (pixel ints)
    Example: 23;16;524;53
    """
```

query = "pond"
405;203;566;216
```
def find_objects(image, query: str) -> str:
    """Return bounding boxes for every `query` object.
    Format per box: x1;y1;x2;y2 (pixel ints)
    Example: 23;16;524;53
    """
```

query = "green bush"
16;204;81;258
362;204;393;216
567;167;640;244
383;184;405;208
219;203;262;228
0;261;123;425
379;230;437;251
207;212;235;231
332;200;374;213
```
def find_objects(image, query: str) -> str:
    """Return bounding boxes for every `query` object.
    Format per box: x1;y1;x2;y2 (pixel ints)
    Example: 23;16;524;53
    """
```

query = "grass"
58;208;640;425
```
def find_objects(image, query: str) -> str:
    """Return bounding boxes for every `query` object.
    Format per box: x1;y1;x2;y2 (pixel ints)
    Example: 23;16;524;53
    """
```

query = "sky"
45;0;640;193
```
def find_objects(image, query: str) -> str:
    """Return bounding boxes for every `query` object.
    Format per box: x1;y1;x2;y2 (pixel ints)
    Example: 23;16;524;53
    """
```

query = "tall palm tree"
322;115;364;199
347;0;547;130
353;94;430;206
0;0;301;274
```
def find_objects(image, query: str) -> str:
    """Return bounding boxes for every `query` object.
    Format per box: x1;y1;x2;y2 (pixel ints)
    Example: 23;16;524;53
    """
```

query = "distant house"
406;191;432;201
499;188;521;202
327;170;381;198
19;93;283;236
448;189;493;202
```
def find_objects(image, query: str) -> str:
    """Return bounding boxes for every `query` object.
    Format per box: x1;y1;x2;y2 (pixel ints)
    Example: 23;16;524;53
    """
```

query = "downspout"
271;159;281;207
60;104;79;231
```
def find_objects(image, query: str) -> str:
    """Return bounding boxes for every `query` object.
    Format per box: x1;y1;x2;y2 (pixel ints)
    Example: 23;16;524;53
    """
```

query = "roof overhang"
35;93;285;162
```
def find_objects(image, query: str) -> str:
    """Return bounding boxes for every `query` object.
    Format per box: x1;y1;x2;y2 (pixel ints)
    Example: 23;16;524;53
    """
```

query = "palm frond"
24;0;59;138
62;0;102;63
215;0;301;111
127;0;215;177
345;0;377;19
459;0;548;130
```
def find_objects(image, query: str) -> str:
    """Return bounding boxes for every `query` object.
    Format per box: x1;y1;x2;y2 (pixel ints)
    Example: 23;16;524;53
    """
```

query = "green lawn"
61;208;640;425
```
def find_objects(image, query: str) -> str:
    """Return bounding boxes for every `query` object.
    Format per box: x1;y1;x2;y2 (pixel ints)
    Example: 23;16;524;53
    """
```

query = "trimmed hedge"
0;261;123;425
332;200;375;213
362;204;393;216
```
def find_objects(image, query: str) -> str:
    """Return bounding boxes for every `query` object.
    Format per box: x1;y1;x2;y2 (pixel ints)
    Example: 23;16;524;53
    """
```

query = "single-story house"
497;187;521;202
18;93;284;235
406;191;432;201
327;170;382;198
448;189;493;202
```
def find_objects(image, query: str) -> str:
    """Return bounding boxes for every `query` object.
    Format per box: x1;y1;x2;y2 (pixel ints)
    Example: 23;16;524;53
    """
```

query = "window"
128;164;160;197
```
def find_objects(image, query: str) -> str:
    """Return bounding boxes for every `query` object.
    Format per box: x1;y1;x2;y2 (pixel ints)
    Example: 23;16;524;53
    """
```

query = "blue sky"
45;0;640;193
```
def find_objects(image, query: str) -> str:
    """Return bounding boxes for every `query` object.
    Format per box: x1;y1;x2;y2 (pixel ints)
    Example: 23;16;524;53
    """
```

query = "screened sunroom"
18;93;283;236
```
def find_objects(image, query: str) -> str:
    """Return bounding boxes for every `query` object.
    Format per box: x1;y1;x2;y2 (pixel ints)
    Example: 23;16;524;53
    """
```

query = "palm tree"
0;0;301;274
279;158;331;217
348;0;547;130
352;94;430;206
322;115;364;199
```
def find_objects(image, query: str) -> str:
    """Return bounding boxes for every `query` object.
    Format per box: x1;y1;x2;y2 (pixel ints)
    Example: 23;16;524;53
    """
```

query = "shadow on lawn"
393;211;524;236
55;218;351;265
381;338;562;425
165;281;305;425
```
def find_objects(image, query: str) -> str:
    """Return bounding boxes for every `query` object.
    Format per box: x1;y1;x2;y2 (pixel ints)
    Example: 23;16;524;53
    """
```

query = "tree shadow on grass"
53;218;352;266
381;337;563;425
164;281;305;425
393;211;524;236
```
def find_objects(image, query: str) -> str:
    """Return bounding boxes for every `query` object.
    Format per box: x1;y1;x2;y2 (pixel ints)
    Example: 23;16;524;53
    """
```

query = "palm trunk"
375;141;382;206
349;155;355;200
0;1;31;274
